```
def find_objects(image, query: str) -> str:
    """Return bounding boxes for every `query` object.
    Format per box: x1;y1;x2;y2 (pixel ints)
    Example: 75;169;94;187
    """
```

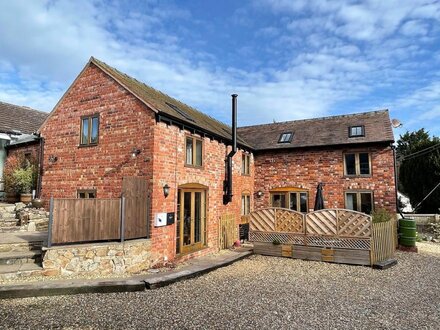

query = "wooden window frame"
269;188;309;213
185;136;203;168
348;125;365;137
77;189;97;198
241;193;251;216
344;190;374;214
241;153;250;176
79;114;99;147
343;152;372;177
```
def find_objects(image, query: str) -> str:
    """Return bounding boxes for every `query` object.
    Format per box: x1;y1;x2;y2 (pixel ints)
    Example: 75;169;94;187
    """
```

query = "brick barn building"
38;57;396;265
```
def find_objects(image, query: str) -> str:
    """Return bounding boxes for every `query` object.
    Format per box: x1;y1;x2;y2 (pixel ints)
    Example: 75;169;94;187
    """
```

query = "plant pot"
20;193;32;204
32;198;44;208
5;192;19;203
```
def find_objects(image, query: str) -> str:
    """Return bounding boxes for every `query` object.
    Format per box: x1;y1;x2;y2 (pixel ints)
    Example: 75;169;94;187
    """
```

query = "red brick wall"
253;144;396;213
7;143;40;161
40;63;155;200
149;122;254;263
39;62;254;265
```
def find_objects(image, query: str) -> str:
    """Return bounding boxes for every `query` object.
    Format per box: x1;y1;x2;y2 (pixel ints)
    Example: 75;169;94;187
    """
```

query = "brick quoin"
253;144;396;213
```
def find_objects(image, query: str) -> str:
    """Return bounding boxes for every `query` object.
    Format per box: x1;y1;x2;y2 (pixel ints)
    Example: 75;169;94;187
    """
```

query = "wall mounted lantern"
132;148;141;158
256;190;264;198
48;155;58;164
163;184;170;198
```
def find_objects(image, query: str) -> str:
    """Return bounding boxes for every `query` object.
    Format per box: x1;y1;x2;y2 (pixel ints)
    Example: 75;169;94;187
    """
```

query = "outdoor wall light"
132;148;141;158
163;184;170;198
48;155;58;163
256;190;264;198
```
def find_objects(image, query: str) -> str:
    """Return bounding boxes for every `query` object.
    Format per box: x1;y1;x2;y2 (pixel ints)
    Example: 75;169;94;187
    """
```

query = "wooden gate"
219;213;238;249
48;177;149;245
122;177;149;240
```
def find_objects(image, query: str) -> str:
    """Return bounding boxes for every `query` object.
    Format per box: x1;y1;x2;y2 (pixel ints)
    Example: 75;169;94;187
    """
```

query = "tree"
397;129;440;213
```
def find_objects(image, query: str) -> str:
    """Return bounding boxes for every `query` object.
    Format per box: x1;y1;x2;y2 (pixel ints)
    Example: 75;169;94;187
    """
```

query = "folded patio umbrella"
314;182;325;211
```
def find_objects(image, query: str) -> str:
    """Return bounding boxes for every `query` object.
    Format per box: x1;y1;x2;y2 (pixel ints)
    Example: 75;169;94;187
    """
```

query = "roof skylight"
166;102;195;122
278;132;293;143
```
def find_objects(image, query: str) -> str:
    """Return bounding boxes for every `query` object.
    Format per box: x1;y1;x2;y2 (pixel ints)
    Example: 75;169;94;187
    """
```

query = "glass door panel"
194;192;202;243
183;192;191;246
176;190;181;254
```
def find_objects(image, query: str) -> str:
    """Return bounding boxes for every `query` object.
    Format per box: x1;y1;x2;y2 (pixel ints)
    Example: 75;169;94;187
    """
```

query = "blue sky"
0;0;439;138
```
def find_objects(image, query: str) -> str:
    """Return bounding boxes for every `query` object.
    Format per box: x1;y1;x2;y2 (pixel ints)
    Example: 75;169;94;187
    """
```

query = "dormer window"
349;126;365;137
278;132;293;143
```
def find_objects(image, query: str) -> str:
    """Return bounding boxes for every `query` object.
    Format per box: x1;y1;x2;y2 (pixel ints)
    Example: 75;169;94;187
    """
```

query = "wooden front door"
176;188;206;254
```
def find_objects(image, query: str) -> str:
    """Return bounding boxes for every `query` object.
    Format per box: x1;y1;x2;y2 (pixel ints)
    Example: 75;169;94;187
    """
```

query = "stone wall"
42;239;153;276
0;202;48;232
17;205;49;231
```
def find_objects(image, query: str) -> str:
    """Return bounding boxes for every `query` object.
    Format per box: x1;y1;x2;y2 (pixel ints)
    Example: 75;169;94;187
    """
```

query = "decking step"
0;251;42;265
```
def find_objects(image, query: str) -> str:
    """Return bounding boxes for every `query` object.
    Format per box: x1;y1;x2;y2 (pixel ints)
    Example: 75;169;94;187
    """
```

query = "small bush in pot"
13;166;34;203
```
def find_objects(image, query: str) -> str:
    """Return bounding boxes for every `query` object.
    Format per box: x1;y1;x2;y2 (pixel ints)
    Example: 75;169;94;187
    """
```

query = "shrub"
3;154;24;194
13;166;34;194
3;153;38;194
372;208;392;223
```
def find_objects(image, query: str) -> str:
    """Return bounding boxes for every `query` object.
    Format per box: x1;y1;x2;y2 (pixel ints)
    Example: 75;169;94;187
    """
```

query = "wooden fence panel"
371;220;396;264
337;210;371;238
306;210;337;236
219;213;237;249
51;199;121;244
249;208;276;232
122;177;149;240
275;209;304;233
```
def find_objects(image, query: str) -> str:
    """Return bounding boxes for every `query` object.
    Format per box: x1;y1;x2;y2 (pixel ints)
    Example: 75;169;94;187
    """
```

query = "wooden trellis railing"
249;208;395;265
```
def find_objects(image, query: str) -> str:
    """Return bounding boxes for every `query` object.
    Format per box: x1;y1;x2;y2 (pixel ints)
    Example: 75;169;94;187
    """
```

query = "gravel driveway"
1;242;439;329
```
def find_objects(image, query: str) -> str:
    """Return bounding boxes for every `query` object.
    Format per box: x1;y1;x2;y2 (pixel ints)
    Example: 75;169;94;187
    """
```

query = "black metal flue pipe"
223;94;238;205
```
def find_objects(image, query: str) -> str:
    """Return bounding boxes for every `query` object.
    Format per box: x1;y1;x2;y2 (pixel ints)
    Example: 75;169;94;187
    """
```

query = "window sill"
343;175;372;178
78;143;98;148
184;164;203;170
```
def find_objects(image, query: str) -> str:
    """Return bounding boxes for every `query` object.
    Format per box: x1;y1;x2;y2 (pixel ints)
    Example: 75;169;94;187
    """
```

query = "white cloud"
400;20;429;36
0;0;439;135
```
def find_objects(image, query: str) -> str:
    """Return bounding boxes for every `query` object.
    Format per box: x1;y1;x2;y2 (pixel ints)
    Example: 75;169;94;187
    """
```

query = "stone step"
0;241;44;253
0;206;16;213
0;251;42;265
0;263;43;280
0;220;19;227
0;214;17;220
0;227;23;233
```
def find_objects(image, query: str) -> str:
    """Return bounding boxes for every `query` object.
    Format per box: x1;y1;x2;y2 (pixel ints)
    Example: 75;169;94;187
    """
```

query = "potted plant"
13;166;34;203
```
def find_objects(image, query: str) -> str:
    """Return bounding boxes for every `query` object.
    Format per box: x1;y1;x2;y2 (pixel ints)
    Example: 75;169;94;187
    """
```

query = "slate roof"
237;110;394;151
0;101;48;135
90;57;251;148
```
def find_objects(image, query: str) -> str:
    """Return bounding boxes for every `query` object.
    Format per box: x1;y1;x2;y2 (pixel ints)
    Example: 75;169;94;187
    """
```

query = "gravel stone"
1;242;439;329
